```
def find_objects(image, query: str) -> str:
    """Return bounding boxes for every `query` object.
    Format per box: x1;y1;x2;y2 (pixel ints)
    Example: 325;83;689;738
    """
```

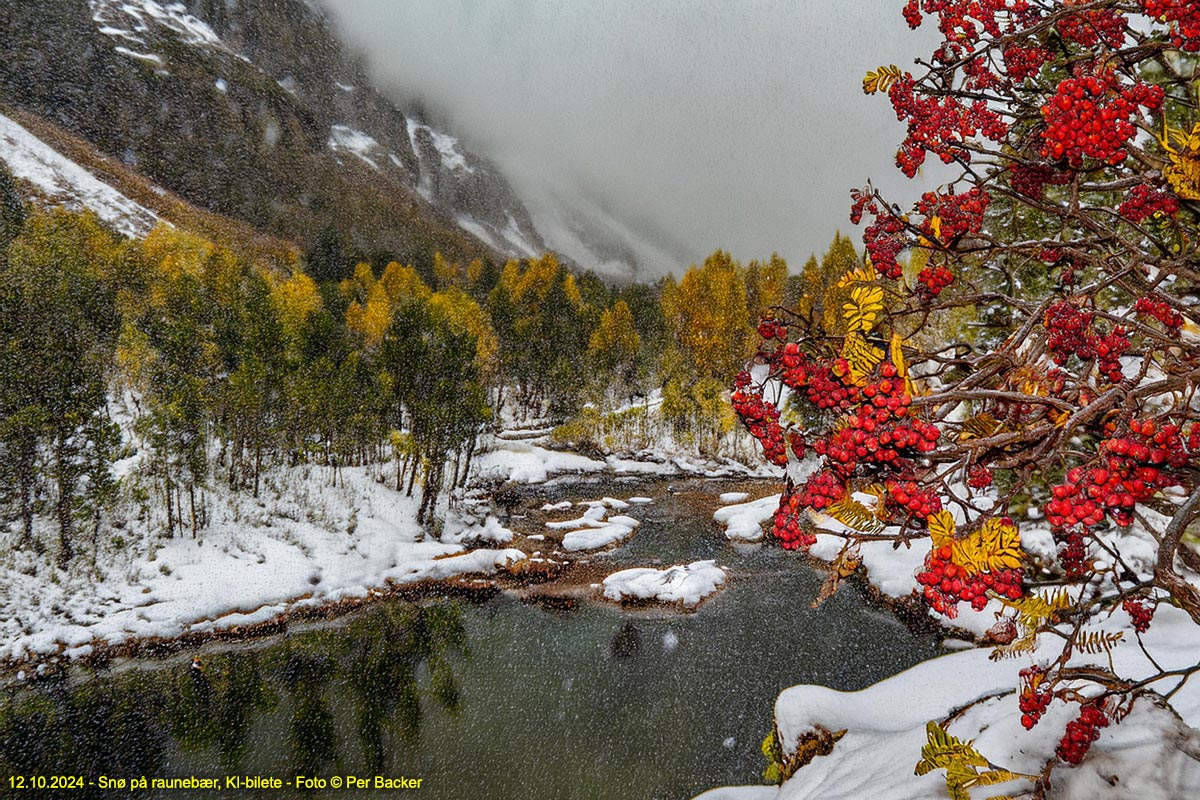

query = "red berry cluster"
889;75;1008;177
1002;42;1053;82
917;188;990;242
797;469;846;512
967;464;994;489
850;191;908;279
917;264;954;297
1009;162;1069;200
1045;300;1096;363
800;363;862;411
787;430;806;460
1057;2;1127;49
1056;702;1109;765
1135;295;1184;330
1094;326;1130;384
1140;0;1200;52
917;542;1024;617
774;484;819;550
1047;421;1187;530
757;317;788;341
1018;665;1052;729
1122;598;1155;633
902;0;1015;44
1039;71;1164;166
1119;184;1180;223
1054;526;1089;578
888;480;943;520
812;369;936;479
731;388;788;467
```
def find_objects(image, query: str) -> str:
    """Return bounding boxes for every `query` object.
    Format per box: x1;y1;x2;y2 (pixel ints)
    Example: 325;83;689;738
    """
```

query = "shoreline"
0;444;778;682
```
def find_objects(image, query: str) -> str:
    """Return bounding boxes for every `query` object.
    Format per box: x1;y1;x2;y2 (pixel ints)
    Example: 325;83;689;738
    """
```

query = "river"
0;477;942;799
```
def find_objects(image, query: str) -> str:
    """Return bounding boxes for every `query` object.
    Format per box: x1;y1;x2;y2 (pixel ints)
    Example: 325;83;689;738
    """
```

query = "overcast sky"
321;0;946;275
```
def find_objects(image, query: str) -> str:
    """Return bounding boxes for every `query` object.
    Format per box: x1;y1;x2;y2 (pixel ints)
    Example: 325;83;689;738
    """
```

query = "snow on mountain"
406;119;474;176
327;124;383;170
88;0;229;51
0;113;162;238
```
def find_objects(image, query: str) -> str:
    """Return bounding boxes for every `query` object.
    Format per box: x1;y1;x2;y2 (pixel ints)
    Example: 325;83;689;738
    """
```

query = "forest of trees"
0;164;867;568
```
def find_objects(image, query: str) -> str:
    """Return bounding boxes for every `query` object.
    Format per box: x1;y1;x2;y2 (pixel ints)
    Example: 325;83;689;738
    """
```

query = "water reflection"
0;604;467;798
0;480;944;800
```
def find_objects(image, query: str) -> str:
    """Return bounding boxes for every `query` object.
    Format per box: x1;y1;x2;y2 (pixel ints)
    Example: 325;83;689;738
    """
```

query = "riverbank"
0;478;940;800
703;490;1200;799
0;432;777;676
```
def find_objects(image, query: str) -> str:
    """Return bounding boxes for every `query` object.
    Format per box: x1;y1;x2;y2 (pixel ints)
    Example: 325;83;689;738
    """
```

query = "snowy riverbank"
704;491;1200;799
0;427;774;671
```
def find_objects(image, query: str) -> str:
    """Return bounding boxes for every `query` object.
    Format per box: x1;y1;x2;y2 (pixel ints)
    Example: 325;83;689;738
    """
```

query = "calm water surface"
0;478;942;799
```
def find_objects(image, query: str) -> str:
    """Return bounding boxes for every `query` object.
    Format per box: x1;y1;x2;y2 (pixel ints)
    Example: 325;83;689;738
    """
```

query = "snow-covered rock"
714;494;779;542
602;560;727;608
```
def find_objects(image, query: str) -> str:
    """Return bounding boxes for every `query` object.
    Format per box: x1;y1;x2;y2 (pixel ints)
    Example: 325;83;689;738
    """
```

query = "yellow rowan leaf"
836;264;879;289
918;216;943;248
928;510;956;549
860;483;889;520
978;518;1023;571
863;64;905;95
840;331;884;385
959;413;1003;442
953;537;987;576
843;285;885;332
1161;122;1200;201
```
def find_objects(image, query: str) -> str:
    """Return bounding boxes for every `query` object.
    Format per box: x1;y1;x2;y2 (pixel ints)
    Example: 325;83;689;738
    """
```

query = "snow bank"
759;607;1200;800
0;114;162;237
0;464;528;664
473;439;608;484
405;119;473;174
719;492;750;503
602;560;726;608
561;517;639;551
700;501;1200;800
714;494;779;542
544;500;641;552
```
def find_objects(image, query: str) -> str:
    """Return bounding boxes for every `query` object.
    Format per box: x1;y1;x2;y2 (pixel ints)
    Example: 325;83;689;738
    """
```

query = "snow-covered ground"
0;462;525;666
703;488;1200;799
0;113;162;237
602;560;727;608
473;433;777;485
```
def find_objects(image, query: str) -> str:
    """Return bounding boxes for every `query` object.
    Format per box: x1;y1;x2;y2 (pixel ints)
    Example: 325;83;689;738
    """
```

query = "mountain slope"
0;0;545;268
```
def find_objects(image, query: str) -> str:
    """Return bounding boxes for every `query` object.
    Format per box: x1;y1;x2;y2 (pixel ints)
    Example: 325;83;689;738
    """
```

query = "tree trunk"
459;436;477;488
189;484;198;538
165;475;175;539
54;440;74;569
406;456;418;497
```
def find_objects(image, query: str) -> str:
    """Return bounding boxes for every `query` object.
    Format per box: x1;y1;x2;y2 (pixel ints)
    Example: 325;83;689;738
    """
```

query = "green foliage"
0;164;25;252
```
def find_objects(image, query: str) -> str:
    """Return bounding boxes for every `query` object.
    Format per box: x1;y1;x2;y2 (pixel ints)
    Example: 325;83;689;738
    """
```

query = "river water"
0;478;942;799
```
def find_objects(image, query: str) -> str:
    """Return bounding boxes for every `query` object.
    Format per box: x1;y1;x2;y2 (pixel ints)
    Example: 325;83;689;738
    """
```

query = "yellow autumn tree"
430;287;500;380
660;249;751;381
269;270;322;345
744;253;788;326
378;260;432;307
339;263;391;348
587;300;642;393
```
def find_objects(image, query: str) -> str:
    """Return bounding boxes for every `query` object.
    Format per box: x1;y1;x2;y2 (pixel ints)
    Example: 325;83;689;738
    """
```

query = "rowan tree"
733;1;1200;790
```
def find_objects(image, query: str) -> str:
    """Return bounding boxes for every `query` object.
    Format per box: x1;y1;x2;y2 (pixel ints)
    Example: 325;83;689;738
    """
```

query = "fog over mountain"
321;0;945;277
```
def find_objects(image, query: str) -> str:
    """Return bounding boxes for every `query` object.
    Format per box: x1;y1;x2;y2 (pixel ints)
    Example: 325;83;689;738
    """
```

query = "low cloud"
322;0;945;276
